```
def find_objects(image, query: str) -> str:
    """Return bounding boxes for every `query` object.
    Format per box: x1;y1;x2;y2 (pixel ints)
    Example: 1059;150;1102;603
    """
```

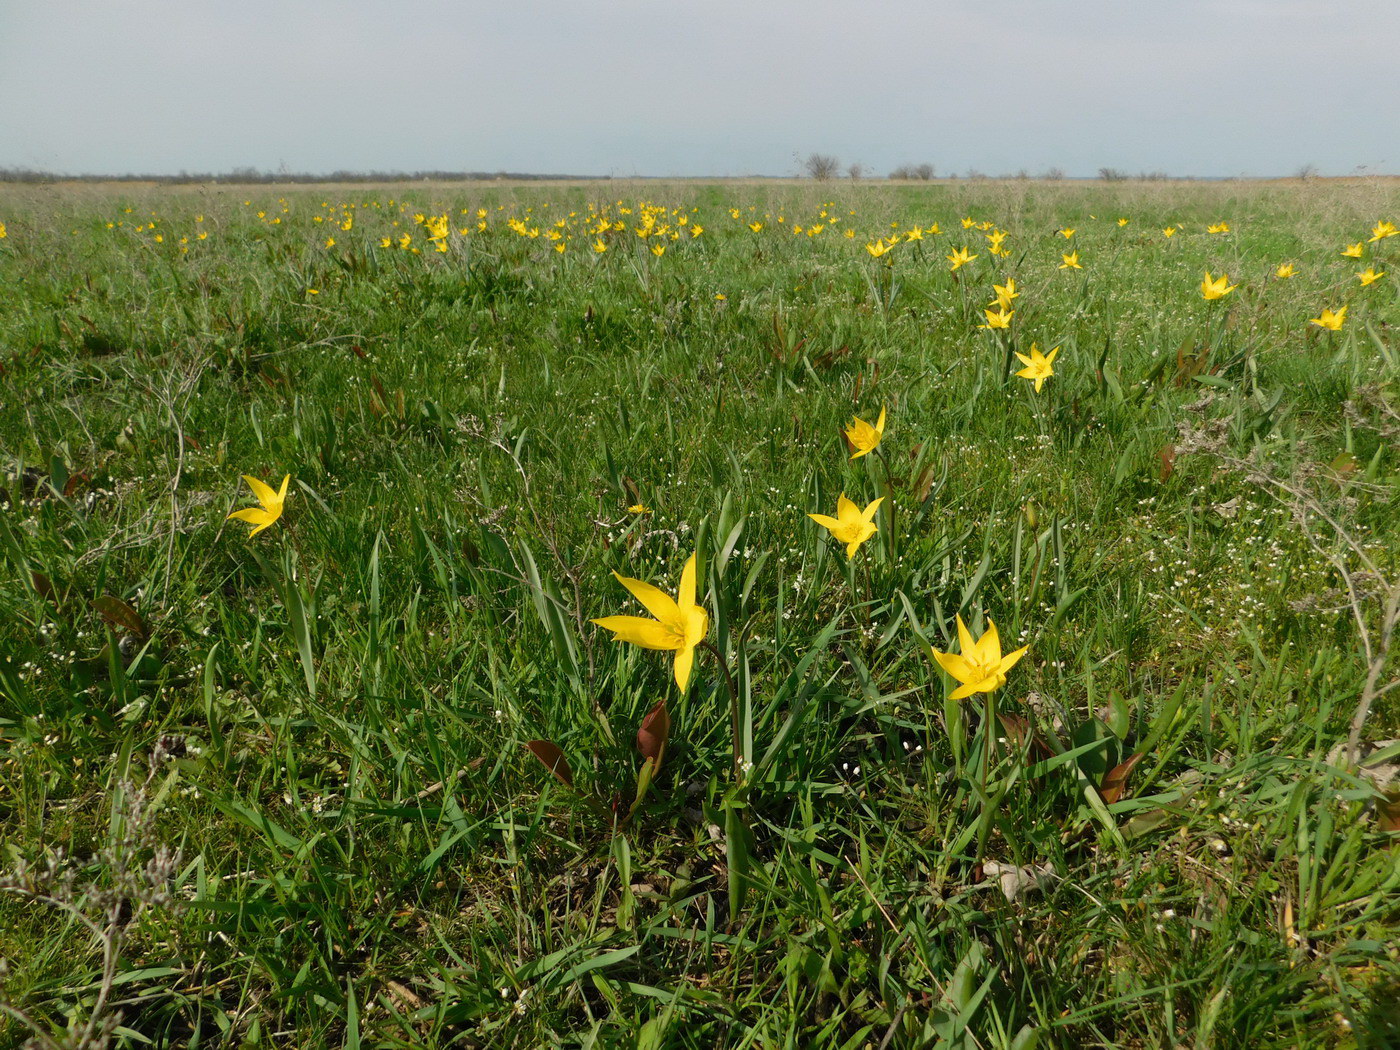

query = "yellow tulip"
1200;271;1236;300
844;407;887;459
931;615;1028;700
228;474;290;537
808;495;883;560
1309;306;1347;331
592;553;709;691
978;306;1014;330
947;246;977;271
1014;343;1060;393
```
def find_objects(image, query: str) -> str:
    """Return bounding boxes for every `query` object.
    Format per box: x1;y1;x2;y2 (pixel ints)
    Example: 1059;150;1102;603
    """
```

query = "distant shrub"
803;153;841;181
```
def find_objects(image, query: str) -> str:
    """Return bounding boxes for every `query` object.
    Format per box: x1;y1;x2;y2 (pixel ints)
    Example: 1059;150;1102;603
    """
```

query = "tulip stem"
700;639;743;780
975;690;998;863
873;446;897;564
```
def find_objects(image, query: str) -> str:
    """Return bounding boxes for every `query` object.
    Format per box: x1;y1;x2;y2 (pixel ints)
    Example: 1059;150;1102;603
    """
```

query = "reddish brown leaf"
998;713;1053;760
636;700;671;772
1100;753;1145;804
1378;790;1400;835
31;571;55;601
525;740;573;788
998;712;1032;746
1158;445;1177;482
63;472;91;497
837;424;855;457
913;465;936;503
92;595;147;639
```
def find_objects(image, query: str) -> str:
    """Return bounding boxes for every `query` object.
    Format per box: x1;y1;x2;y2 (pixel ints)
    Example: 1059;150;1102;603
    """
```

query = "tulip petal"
974;619;1003;665
276;474;291;501
591;615;679;650
683;605;709;649
932;649;974;682
955;615;975;656
997;645;1029;675
228;507;275;527
835;493;860;522
612;572;681;625
808;513;841;531
677;552;698;610
673;643;696;691
861;497;884;523
242;474;279;510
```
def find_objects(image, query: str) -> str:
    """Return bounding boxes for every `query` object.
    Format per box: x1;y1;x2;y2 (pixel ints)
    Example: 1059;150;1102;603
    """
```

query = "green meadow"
1;178;1398;1048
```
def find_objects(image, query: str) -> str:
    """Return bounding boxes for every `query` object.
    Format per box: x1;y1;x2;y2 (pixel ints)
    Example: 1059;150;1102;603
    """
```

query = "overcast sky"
2;0;1396;178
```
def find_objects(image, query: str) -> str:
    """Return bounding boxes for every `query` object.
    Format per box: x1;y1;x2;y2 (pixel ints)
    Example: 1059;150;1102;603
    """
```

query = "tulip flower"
1309;306;1347;331
228;474;290;537
844;407;887;459
1357;267;1385;287
1274;263;1298;279
1208;222;1230;234
808;494;883;559
978;306;1014;330
931;615;1028;699
1368;221;1397;242
592;552;709;691
1014;343;1060;393
992;279;1018;310
1059;251;1082;270
947;246;978;271
1341;243;1364;259
1200;271;1236;300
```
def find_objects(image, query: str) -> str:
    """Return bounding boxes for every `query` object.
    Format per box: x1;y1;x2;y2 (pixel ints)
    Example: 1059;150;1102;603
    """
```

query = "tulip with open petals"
228;474;290;537
1014;344;1060;393
1309;306;1347;331
1200;271;1236;300
844;407;887;459
592;553;709;691
808;495;883;559
931;615;1028;700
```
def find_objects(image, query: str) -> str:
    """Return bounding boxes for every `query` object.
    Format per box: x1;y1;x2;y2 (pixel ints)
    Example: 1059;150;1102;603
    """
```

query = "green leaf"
284;579;317;697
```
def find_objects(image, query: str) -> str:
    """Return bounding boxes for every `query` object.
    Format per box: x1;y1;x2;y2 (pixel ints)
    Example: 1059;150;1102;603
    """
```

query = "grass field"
2;177;1399;1048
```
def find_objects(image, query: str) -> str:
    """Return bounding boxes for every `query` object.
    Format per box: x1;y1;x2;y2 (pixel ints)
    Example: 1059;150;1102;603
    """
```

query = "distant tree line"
0;167;601;184
888;164;936;180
